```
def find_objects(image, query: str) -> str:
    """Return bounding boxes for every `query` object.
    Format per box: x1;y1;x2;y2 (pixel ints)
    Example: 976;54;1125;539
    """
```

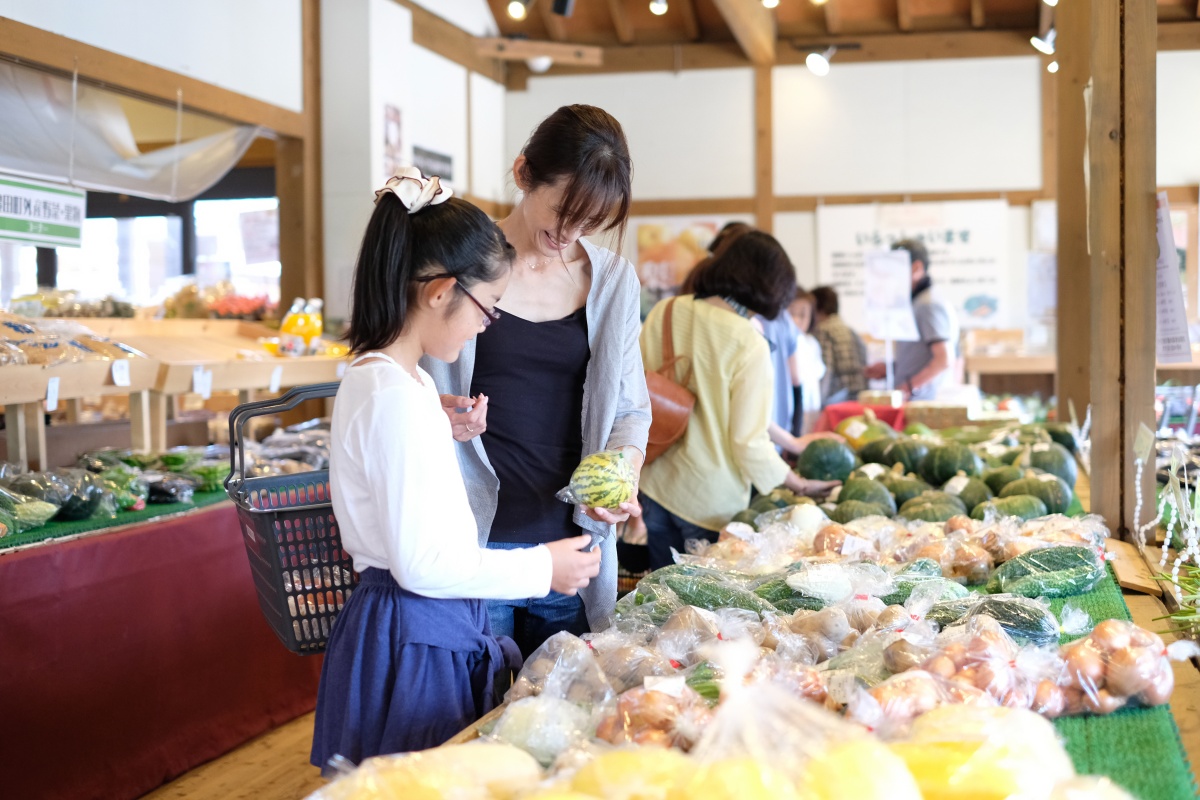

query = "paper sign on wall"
863;250;919;341
0;174;85;248
1155;192;1192;363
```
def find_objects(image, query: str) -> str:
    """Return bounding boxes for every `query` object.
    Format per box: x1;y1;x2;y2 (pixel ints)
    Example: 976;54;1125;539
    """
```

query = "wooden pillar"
754;65;774;234
1059;0;1157;535
278;0;324;306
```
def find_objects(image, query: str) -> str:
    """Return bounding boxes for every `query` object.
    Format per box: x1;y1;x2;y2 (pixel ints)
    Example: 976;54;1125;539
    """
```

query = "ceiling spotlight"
1042;0;1058;6
811;0;829;5
527;55;554;73
649;0;669;16
552;0;575;16
1047;60;1059;74
507;0;529;21
763;0;780;7
1030;28;1056;56
806;46;835;77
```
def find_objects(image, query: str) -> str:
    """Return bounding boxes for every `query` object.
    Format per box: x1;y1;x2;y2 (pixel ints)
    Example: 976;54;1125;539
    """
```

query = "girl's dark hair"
792;290;817;334
693;230;797;320
347;195;514;354
518;104;632;251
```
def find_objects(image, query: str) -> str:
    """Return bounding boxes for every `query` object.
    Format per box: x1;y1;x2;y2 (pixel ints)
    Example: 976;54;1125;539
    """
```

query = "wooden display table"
1;319;347;466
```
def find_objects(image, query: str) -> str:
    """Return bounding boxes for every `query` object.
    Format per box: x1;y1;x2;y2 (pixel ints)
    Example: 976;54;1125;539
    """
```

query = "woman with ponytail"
310;169;600;768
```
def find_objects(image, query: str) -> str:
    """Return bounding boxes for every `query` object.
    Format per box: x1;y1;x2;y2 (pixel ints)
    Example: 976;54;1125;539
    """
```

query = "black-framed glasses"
415;274;502;327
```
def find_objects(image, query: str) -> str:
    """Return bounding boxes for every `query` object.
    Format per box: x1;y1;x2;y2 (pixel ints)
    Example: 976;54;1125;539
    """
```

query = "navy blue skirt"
310;568;523;770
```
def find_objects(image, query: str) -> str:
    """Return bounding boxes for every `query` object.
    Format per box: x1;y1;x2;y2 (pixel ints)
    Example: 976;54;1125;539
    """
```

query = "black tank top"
471;306;590;544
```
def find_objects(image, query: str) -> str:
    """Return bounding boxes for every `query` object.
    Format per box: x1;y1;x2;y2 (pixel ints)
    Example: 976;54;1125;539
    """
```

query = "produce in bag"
652;605;722;667
491;688;612;766
0;509;15;537
748;652;829;707
964;595;1089;649
809;522;875;557
186;460;227;493
4;469;111;522
882;558;973;605
760;613;823;665
505;631;615;706
1057;619;1197;715
849;668;996;736
304;741;542;800
556;450;635;509
98;465;149;511
658;570;778;615
593;642;677;693
971;494;1049;522
77;449;135;473
570;747;693;796
158;447;203;473
985;544;1105;597
144;472;198;504
593;681;714;749
913;535;993;585
889;705;1076;800
0;485;59;533
615;581;683;626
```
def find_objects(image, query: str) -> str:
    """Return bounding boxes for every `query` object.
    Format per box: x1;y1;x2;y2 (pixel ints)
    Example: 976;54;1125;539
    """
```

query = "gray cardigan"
421;239;652;629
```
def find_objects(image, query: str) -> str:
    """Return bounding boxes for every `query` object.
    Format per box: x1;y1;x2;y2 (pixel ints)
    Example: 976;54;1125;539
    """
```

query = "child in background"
789;291;826;435
311;169;600;770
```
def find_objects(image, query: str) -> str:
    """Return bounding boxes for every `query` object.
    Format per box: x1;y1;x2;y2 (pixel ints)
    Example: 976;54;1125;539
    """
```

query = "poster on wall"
382;105;403;181
413;146;453;183
816;199;1010;332
634;218;725;318
863;249;919;342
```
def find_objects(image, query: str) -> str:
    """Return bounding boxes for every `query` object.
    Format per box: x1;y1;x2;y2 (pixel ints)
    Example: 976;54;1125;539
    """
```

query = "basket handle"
225;381;342;499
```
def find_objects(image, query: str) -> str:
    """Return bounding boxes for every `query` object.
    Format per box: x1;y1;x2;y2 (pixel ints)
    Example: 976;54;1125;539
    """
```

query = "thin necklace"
524;253;553;271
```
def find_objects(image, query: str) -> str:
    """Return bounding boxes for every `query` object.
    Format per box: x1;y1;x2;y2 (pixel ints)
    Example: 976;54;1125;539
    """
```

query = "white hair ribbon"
374;167;453;214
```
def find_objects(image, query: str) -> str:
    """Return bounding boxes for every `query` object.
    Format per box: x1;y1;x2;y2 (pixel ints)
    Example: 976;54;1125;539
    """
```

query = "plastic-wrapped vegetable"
505;631;614;707
615;581;683;626
882;558;973;605
490;695;593;767
593;681;714;749
186;460;227;493
913;535;993;585
3;471;72;507
77;449;134;473
158;447;203;473
0;509;15;537
659;571;778;615
986;544;1105;598
849;668;996;736
144;472;198;504
0;485;59;532
965;595;1089;649
570;748;694;796
653;606;722;668
98;464;149;512
6;469;109;521
594;643;676;693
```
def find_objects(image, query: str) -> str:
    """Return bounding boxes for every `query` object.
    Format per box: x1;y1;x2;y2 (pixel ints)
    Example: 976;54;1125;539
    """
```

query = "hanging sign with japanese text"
0;174;85;248
816;199;1010;332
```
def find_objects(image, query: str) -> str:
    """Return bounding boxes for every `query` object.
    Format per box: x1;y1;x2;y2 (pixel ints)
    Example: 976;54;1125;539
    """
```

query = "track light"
763;0;780;7
1042;0;1058;6
551;0;575;16
649;0;669;16
1047;60;1059;74
806;46;835;77
1030;28;1056;56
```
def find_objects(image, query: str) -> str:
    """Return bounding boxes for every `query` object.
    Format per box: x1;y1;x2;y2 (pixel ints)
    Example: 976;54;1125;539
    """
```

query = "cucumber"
661;574;778;615
985;544;1105;598
965;595;1061;648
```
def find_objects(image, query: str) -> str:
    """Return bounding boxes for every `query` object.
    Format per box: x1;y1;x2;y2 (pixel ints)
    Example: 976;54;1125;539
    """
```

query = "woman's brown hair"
517;105;633;252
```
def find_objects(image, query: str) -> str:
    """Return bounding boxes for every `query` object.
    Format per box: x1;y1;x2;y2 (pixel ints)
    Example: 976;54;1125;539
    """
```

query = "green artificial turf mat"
0;490;229;549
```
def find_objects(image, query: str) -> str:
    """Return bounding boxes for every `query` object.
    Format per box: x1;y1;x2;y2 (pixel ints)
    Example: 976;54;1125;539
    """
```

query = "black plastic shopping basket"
225;382;357;655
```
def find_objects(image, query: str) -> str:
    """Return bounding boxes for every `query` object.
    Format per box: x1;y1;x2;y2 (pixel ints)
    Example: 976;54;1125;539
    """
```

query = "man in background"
864;239;959;400
812;285;867;405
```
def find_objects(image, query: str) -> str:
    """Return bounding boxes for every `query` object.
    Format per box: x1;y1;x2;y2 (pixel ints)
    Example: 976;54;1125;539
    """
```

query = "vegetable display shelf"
964;350;1200;387
3;319;347;464
2;357;161;471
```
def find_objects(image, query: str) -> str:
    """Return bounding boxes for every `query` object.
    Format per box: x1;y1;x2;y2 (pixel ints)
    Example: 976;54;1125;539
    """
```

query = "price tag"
1134;423;1155;460
843;420;868;440
336;361;347;379
192;366;213;400
111;359;131;387
45;376;60;412
644;675;688;698
269;365;283;394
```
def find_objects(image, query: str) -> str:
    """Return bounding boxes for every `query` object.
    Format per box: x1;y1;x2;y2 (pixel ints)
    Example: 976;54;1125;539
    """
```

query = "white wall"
774;57;1042;196
409;46;469;191
506;69;756;199
1158;52;1200;187
773;212;818;288
471;73;509;203
0;0;303;112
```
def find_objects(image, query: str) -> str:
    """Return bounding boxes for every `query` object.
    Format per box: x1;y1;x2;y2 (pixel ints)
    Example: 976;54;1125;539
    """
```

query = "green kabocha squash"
941;471;993;514
903;422;934;438
891;475;934;506
970;494;1048;522
857;437;894;465
983;465;1025;495
796;438;858;482
838;478;897;515
1000;472;1073;515
1028;442;1078;489
829;500;892;524
835;408;897;451
921;442;984;486
944;426;997;446
883;438;930;475
729;509;761;529
1043;423;1079;454
898;491;967;522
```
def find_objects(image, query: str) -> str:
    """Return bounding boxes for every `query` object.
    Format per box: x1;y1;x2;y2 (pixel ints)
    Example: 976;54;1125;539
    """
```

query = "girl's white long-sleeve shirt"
329;360;553;600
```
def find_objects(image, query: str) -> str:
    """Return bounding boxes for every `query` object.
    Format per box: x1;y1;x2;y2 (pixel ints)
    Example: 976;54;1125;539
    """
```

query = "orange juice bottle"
279;297;309;357
303;298;324;353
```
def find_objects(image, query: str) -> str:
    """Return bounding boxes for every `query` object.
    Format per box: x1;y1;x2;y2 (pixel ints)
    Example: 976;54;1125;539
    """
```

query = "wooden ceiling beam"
1038;0;1053;38
477;37;603;66
538;0;570;41
1158;20;1200;48
970;0;986;29
898;0;915;32
678;0;702;41
605;0;636;44
709;0;776;64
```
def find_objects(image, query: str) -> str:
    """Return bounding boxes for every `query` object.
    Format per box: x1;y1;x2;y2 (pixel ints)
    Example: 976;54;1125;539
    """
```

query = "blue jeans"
641;494;720;570
485;541;589;659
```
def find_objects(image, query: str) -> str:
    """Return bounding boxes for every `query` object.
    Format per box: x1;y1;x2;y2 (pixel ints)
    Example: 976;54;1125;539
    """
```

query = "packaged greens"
185;460;226;493
77;449;134;473
159;447;203;473
0;485;59;532
144;472;198;504
985;544;1105;598
98;465;149;511
50;469;113;521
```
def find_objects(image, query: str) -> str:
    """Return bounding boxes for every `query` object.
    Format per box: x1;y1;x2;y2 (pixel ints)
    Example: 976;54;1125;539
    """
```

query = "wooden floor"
143;713;325;800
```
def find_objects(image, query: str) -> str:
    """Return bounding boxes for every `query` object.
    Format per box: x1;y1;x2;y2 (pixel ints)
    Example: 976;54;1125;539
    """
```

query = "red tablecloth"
0;503;324;800
814;402;906;433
